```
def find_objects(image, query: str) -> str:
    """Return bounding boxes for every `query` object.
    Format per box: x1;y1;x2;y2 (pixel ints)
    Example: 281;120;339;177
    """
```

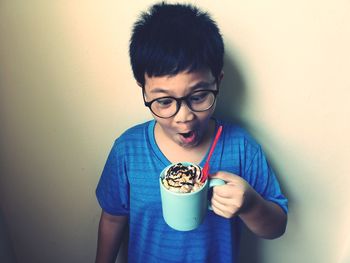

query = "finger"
212;206;230;219
211;205;228;219
213;184;241;199
212;191;234;205
209;171;241;184
211;196;225;209
210;198;237;219
211;197;229;217
212;192;243;212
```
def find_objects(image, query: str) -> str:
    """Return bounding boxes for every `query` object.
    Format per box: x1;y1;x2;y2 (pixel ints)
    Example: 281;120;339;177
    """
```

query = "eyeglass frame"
142;84;219;119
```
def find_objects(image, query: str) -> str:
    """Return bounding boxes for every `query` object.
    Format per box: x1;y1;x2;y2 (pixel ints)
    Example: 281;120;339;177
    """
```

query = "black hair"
129;2;224;87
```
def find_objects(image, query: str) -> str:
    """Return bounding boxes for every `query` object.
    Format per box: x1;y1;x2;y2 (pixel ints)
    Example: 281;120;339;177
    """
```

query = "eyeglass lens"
150;90;216;118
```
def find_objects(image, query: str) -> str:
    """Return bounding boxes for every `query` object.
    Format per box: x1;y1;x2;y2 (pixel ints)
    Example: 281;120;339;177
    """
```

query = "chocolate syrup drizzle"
164;163;202;188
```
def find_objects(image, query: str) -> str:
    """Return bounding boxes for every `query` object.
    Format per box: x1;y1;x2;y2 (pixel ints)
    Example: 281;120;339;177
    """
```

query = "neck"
154;119;216;164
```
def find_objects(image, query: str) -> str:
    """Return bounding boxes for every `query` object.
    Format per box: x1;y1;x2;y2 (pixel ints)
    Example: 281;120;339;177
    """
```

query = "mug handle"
208;178;226;210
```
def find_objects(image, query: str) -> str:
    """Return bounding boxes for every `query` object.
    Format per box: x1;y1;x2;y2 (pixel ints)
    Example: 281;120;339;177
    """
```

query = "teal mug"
159;162;225;231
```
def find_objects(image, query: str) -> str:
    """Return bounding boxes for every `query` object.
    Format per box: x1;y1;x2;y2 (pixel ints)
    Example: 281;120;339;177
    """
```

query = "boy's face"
143;69;220;148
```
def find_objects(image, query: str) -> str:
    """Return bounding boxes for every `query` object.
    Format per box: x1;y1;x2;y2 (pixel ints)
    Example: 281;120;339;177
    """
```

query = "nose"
173;100;195;123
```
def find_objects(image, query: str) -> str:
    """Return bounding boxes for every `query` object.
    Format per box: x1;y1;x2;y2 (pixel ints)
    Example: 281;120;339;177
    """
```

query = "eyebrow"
149;80;216;94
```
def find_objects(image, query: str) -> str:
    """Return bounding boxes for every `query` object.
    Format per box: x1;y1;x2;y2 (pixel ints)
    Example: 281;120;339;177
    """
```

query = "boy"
95;2;288;263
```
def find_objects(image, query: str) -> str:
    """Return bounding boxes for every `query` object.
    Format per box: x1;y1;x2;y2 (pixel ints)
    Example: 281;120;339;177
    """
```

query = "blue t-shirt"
96;119;288;263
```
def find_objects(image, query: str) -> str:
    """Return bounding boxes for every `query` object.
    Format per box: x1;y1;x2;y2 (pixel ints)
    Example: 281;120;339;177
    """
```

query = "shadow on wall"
0;208;17;263
215;53;261;263
214;54;247;124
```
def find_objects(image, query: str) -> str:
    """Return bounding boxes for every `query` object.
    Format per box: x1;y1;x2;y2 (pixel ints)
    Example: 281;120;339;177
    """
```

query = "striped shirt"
96;119;288;263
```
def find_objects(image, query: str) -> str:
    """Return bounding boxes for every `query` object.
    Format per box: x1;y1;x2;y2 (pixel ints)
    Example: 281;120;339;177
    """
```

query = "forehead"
144;69;214;94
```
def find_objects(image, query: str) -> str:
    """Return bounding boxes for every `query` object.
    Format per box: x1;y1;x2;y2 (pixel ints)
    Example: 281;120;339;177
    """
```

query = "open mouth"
179;131;197;144
180;131;194;138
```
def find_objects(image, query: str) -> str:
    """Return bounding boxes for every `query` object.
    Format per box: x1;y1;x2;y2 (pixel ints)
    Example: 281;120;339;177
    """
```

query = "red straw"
201;125;223;182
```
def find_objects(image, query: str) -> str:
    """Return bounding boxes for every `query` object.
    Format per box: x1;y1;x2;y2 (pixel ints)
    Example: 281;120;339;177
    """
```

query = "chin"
178;137;202;149
179;142;198;149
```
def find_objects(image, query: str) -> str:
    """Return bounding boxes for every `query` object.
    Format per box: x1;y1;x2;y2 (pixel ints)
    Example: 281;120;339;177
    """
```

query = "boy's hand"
209;171;258;219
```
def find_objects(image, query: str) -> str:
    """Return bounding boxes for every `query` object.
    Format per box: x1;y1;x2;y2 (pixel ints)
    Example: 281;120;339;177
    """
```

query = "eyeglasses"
143;89;219;118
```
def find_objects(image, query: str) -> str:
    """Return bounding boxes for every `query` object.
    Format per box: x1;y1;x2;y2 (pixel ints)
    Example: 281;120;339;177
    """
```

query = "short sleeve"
245;146;288;214
95;140;130;215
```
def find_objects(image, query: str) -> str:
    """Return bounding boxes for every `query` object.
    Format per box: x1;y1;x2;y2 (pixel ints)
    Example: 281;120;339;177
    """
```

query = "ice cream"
161;163;204;193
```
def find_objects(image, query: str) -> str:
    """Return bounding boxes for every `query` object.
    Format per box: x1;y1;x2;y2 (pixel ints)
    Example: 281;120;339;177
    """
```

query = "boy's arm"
238;190;287;239
95;211;128;263
210;172;287;239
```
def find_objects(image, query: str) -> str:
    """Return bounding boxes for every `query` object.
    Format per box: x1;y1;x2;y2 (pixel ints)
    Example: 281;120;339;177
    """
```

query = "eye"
189;91;210;103
155;97;174;107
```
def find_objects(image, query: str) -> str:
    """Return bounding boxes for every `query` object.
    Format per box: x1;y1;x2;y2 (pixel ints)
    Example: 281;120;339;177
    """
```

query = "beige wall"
1;1;349;262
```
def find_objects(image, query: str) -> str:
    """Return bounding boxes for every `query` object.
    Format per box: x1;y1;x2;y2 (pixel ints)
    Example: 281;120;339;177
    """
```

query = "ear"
217;71;224;86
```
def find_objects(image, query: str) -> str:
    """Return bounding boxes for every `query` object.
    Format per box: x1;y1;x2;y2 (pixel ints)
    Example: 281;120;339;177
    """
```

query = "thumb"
209;171;239;183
